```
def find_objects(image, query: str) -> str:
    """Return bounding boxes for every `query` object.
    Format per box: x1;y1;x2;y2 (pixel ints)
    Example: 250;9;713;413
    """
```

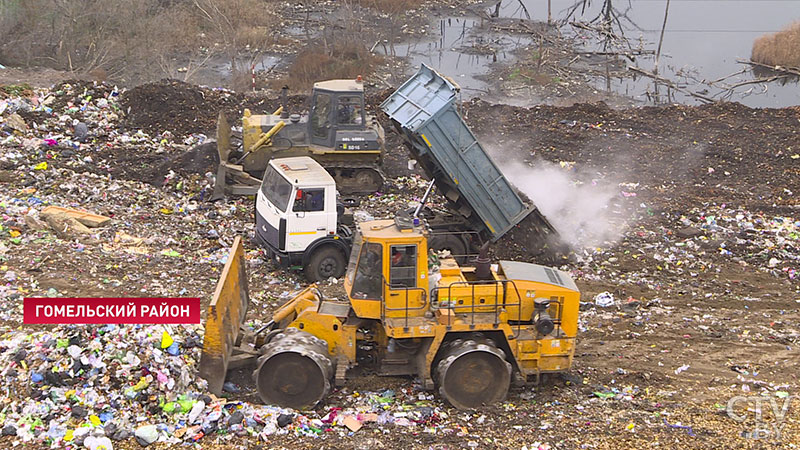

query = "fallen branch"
708;68;748;85
723;75;788;90
576;50;654;56
516;0;531;20
737;59;800;77
628;66;715;103
492;23;561;47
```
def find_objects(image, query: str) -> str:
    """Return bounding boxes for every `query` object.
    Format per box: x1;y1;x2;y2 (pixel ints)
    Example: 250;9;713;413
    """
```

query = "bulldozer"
211;77;385;201
199;214;580;410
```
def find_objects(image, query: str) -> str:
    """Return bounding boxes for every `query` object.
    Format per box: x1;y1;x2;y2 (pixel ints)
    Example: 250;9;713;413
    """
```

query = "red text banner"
23;297;202;324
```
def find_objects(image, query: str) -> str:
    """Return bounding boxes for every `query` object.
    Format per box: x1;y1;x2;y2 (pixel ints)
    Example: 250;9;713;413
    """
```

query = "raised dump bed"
381;63;555;242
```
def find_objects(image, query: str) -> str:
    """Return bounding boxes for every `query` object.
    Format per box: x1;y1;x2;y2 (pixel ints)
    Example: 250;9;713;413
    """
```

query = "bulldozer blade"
217;111;232;162
211;111;262;201
198;236;250;395
211;111;234;201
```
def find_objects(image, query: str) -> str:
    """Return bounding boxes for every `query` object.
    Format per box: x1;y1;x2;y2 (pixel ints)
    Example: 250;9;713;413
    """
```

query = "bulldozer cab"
344;218;429;320
309;79;366;148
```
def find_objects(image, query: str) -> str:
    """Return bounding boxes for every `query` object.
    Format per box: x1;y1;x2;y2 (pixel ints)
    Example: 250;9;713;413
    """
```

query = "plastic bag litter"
594;292;615;307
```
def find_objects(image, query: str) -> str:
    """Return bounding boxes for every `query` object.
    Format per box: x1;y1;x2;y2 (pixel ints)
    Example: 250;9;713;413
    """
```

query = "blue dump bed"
381;64;553;241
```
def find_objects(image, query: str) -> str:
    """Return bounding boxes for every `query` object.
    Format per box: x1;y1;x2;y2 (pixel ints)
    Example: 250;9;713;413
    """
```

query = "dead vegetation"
751;21;800;68
353;0;424;15
0;0;423;90
284;39;382;90
276;1;390;91
0;0;279;85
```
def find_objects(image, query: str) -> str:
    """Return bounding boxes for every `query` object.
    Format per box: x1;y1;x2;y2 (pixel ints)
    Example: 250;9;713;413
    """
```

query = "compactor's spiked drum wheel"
253;328;333;409
435;336;512;409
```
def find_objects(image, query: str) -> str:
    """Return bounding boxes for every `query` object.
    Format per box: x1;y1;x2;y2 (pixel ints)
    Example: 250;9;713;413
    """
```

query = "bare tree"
193;0;278;89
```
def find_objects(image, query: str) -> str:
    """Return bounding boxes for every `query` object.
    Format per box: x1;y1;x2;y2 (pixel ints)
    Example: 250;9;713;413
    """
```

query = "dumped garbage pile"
461;99;800;211
1;79;799;448
0;80;210;186
120;80;308;138
0;322;477;448
0;325;208;447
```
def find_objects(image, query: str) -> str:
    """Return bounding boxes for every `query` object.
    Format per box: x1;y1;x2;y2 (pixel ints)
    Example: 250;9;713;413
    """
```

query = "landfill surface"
0;79;798;450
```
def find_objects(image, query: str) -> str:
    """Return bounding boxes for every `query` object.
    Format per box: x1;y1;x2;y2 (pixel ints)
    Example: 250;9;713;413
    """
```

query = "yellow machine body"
273;218;579;388
200;218;579;409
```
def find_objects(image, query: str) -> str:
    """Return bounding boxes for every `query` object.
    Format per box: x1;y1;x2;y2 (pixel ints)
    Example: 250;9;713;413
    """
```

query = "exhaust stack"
280;86;290;119
475;242;492;281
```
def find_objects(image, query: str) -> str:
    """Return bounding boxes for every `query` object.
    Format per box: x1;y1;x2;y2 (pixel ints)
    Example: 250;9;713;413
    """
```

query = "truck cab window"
390;245;417;288
293;188;324;212
337;96;363;125
352;242;383;300
312;93;331;138
260;165;292;212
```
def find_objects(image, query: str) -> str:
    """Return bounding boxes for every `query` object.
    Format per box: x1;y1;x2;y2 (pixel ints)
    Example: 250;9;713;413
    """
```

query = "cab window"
390;245;417;288
352;242;383;299
260;165;292;212
336;96;363;125
292;188;324;212
312;93;331;138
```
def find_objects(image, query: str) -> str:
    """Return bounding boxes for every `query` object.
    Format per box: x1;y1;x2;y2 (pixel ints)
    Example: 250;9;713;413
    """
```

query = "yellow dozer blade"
217;110;232;163
210;111;262;201
198;236;251;395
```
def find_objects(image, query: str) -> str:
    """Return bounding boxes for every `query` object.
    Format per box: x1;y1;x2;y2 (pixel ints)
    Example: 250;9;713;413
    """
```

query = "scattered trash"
593;391;616;399
41;205;111;227
594;292;615;308
160;331;174;349
73;120;89;142
663;418;696;437
40;210;92;239
222;381;241;393
342;415;363;432
85;435;114;450
134;424;159;446
353;210;375;222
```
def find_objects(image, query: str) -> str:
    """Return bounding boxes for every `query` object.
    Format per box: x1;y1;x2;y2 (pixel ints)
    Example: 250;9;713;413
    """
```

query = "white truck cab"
255;156;352;281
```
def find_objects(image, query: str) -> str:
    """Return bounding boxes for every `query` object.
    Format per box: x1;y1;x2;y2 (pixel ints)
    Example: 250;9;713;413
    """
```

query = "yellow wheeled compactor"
199;214;580;410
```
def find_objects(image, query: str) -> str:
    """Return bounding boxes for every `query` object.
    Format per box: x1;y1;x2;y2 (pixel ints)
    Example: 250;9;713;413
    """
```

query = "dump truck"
199;219;580;410
211;77;386;200
380;63;556;247
253;64;559;282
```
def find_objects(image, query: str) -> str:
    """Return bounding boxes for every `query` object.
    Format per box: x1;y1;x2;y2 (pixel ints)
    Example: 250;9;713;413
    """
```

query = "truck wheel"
305;246;346;282
429;234;468;264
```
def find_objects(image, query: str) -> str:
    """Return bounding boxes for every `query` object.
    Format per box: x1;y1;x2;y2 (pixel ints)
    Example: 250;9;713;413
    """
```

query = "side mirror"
293;190;307;213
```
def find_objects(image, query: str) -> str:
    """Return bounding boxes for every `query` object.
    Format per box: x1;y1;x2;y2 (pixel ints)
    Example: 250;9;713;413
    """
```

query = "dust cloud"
499;159;625;250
